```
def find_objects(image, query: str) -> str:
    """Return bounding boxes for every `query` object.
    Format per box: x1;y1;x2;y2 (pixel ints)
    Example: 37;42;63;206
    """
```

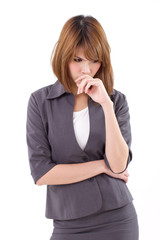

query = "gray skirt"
50;201;139;240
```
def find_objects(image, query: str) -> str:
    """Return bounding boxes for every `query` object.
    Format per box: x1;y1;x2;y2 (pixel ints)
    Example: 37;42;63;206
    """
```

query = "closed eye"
92;60;99;63
74;58;82;62
74;58;99;63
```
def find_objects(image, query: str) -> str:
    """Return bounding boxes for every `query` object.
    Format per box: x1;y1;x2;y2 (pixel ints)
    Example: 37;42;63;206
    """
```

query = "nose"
81;61;91;74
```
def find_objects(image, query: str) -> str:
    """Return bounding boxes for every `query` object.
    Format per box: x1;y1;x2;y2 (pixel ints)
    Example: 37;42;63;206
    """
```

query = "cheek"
68;63;80;76
93;63;101;73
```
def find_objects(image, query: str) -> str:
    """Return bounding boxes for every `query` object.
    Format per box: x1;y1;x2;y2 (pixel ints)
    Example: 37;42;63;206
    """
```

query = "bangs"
72;33;103;62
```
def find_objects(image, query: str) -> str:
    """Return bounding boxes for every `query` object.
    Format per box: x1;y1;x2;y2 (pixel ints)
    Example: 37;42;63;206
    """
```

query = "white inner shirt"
73;106;90;150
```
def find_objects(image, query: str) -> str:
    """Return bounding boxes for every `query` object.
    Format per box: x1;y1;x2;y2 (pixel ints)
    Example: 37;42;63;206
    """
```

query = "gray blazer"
26;80;133;220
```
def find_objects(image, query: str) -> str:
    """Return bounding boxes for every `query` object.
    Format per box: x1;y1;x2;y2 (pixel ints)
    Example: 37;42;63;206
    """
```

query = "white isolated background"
0;0;160;239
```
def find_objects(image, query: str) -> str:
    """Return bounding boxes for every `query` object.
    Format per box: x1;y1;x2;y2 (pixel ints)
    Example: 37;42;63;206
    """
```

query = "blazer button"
88;177;94;182
82;156;88;162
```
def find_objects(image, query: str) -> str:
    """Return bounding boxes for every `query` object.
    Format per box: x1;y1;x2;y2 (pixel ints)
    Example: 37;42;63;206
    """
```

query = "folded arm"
26;94;129;186
36;160;129;186
36;160;104;185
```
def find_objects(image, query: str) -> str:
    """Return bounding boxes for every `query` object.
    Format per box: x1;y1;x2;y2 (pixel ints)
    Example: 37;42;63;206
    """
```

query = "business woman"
26;15;139;240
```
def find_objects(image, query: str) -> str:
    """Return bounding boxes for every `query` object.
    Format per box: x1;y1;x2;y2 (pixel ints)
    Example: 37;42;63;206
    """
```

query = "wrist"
100;100;113;109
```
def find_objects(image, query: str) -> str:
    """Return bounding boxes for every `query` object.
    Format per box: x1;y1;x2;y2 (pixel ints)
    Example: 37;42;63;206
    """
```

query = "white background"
0;0;160;239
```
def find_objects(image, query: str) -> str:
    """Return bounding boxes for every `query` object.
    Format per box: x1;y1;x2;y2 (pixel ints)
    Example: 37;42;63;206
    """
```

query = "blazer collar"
46;80;70;99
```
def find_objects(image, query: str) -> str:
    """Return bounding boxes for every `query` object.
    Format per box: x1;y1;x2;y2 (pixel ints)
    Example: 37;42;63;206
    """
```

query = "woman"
26;15;139;240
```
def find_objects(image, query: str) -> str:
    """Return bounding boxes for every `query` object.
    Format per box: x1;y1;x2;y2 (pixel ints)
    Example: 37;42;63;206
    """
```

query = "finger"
75;75;90;83
82;79;100;90
75;78;88;94
78;78;101;94
123;169;129;176
84;82;94;93
78;78;95;93
78;78;90;93
123;176;128;183
125;171;129;177
125;177;128;183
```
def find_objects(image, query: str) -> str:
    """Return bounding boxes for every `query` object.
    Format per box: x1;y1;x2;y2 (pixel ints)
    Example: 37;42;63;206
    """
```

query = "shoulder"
110;88;127;101
110;88;129;111
29;80;66;103
30;83;55;101
27;83;59;117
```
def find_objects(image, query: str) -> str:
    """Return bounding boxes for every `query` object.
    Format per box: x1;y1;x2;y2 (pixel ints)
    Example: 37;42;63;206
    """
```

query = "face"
68;47;101;83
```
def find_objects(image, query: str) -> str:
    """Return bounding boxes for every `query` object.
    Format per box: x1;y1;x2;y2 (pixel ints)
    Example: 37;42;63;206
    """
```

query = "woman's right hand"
103;162;129;183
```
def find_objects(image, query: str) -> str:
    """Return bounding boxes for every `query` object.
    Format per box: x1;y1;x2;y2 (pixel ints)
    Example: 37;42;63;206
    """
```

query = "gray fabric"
26;80;133;220
50;201;139;240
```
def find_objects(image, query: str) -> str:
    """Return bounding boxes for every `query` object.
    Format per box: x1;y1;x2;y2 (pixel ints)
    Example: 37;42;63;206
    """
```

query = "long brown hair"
50;15;114;96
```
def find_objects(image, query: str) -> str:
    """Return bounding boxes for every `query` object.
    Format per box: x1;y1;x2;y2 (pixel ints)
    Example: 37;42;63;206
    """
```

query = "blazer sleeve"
26;94;56;184
103;92;133;174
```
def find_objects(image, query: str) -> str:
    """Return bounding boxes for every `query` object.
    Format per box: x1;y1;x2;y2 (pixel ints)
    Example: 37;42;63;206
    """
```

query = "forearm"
36;160;106;186
101;101;129;173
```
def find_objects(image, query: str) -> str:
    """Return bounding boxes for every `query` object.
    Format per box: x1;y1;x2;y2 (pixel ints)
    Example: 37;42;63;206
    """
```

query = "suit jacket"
26;79;133;220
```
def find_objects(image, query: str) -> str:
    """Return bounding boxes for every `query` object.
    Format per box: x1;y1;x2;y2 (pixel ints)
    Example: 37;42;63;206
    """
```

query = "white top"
73;106;90;150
